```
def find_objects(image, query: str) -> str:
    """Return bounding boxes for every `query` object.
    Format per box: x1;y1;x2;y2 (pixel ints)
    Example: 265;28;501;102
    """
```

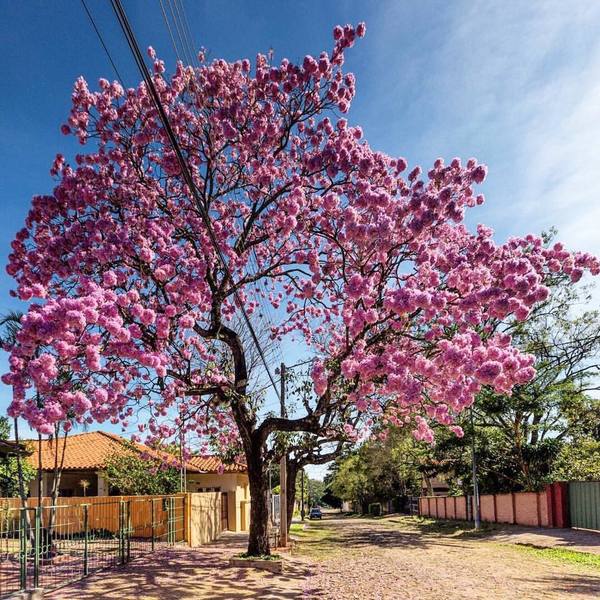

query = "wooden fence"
0;494;205;597
0;494;187;541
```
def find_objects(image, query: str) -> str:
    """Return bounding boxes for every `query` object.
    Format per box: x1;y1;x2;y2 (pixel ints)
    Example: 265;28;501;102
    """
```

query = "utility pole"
470;405;480;530
268;464;273;525
301;468;306;521
279;362;288;547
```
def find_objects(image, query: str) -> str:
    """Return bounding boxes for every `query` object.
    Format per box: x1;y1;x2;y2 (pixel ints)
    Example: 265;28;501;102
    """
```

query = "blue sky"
1;1;600;477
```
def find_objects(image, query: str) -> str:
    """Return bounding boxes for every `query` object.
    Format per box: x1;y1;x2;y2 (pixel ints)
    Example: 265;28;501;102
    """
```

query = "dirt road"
300;515;600;599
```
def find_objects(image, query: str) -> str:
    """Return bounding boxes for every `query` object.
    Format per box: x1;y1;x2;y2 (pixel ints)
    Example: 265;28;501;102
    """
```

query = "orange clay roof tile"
23;431;246;474
186;455;247;473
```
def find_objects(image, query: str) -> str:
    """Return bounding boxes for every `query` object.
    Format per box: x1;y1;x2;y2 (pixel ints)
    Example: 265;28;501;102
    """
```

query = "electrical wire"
80;0;125;85
172;0;197;67
158;0;181;62
178;0;200;66
166;0;193;66
109;0;282;405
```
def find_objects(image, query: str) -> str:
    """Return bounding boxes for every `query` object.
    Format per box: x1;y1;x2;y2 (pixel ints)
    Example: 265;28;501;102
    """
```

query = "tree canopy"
2;22;598;553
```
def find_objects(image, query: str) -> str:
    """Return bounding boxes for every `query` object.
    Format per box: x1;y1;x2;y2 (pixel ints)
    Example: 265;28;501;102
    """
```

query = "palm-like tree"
0;311;34;507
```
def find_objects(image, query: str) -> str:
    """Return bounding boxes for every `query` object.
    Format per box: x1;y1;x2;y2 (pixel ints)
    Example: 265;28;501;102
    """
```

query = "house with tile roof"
24;431;250;532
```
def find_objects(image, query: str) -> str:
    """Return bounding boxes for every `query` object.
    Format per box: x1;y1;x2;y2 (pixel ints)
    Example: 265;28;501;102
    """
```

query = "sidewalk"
488;526;600;554
45;533;311;600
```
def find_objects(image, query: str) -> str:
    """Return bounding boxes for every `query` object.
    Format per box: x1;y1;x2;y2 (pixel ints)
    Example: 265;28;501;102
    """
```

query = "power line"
158;0;181;62
178;0;199;66
172;0;197;67
109;0;282;405
166;0;192;66
80;0;125;86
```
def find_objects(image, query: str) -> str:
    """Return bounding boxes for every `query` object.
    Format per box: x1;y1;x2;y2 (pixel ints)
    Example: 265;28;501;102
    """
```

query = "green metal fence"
569;481;600;531
0;495;185;597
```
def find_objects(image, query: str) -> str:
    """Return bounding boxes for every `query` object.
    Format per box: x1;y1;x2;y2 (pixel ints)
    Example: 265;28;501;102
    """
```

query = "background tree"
551;439;600;481
473;267;600;490
3;22;598;556
104;443;180;495
329;428;423;512
0;417;35;498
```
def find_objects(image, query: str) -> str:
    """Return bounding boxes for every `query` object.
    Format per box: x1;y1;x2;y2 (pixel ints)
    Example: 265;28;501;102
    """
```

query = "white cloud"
360;1;600;260
428;1;600;256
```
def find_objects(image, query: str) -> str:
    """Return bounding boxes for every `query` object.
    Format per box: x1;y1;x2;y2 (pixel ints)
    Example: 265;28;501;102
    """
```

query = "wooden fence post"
83;504;89;576
184;493;191;545
151;498;156;551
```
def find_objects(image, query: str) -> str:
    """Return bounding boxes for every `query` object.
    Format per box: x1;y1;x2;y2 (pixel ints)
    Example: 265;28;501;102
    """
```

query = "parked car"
309;507;322;519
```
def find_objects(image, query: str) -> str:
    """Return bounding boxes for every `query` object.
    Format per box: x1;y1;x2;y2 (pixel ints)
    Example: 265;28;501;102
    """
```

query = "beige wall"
419;490;549;527
186;472;250;532
187;492;221;546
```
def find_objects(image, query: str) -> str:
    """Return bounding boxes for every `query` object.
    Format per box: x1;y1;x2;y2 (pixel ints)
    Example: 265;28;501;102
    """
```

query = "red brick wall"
514;492;548;527
495;493;514;524
419;489;551;527
446;496;456;519
480;494;495;522
546;482;569;528
436;496;444;518
456;496;467;519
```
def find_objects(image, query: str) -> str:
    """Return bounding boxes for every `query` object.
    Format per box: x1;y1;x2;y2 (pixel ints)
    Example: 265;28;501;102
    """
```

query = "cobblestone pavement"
44;517;600;599
45;532;310;600
301;516;600;599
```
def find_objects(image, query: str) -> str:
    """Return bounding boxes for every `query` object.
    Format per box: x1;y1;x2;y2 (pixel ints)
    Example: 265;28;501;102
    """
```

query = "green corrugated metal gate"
569;481;600;530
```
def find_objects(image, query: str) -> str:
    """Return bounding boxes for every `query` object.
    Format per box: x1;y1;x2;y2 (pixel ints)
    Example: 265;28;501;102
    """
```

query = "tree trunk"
47;428;68;537
286;461;299;534
245;444;271;556
13;418;28;509
37;433;43;504
423;474;434;496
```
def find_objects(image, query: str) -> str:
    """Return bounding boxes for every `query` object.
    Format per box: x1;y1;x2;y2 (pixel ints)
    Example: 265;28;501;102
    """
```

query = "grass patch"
289;521;335;560
290;514;499;561
510;544;600;570
369;514;497;538
236;552;282;561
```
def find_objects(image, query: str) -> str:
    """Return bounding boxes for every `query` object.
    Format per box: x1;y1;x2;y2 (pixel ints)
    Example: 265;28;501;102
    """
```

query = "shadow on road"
46;533;311;600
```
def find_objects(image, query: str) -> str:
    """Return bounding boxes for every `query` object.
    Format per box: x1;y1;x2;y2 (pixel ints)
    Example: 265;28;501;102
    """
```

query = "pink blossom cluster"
3;22;598;450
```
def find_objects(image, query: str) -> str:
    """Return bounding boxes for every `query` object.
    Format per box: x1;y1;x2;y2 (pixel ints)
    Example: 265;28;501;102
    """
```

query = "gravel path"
301;516;600;599
42;517;600;599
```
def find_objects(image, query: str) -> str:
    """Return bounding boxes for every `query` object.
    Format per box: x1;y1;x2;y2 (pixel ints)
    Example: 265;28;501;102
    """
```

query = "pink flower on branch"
2;20;598;457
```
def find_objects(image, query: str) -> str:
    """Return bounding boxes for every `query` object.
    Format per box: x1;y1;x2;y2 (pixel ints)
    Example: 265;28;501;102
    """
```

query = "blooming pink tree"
3;23;598;554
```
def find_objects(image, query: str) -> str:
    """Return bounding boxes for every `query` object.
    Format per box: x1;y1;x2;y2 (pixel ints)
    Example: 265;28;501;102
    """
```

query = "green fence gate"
569;481;600;531
0;495;185;598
